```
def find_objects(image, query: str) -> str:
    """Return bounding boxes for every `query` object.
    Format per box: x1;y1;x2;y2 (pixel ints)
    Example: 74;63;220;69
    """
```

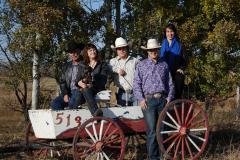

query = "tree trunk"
115;0;121;36
236;86;240;119
31;51;40;109
104;0;113;61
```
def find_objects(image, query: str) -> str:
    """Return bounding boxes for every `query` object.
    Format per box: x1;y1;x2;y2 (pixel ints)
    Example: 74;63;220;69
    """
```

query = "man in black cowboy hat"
51;41;103;116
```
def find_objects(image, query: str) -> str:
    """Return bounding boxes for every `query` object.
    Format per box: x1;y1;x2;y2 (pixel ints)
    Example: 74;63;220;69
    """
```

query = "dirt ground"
1;76;240;160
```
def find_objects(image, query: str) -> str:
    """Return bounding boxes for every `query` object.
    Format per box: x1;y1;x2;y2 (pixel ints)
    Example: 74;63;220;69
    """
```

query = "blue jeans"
142;97;166;160
51;89;84;110
51;88;98;115
116;88;137;106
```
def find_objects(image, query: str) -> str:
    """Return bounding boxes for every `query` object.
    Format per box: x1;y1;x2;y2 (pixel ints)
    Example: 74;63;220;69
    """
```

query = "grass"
1;76;240;159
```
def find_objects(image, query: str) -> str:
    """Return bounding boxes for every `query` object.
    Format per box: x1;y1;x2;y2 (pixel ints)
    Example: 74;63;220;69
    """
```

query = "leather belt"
145;93;162;99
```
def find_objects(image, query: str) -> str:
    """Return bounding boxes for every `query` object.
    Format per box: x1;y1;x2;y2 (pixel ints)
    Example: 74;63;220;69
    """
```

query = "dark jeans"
173;72;185;99
116;88;137;106
51;88;99;115
142;97;166;160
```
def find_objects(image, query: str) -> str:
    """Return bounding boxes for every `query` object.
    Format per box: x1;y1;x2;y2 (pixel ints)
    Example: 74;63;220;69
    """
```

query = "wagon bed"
26;99;209;160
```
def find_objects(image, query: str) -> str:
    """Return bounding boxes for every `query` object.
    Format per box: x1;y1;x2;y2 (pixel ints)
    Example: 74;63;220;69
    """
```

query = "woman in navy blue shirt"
160;23;186;99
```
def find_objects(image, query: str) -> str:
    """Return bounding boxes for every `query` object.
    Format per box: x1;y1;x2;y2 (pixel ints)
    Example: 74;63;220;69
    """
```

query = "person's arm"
133;64;144;102
166;65;175;102
76;63;88;88
179;44;187;70
59;64;69;95
109;58;119;73
94;62;108;90
133;63;148;109
59;63;70;102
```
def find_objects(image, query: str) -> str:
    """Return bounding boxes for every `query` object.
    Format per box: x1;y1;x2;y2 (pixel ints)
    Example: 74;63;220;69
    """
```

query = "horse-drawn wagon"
26;91;209;160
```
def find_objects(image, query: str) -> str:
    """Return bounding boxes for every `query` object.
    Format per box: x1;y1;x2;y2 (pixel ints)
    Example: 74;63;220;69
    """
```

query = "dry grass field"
0;76;240;159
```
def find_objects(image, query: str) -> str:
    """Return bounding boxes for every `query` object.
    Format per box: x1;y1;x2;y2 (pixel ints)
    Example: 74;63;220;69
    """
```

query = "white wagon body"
28;106;143;139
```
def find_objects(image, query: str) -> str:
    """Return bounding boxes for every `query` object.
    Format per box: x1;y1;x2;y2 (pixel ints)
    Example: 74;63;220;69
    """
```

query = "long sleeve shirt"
91;61;108;91
109;55;139;91
133;57;175;102
160;37;186;76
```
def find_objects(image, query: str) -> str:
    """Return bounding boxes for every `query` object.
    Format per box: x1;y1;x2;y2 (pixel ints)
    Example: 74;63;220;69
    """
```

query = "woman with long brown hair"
80;43;108;92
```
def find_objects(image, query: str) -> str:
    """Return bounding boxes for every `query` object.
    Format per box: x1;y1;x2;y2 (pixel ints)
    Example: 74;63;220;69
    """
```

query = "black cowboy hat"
65;41;85;53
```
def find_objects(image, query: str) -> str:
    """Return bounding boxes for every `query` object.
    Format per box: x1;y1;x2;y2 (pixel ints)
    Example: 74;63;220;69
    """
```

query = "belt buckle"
153;93;161;98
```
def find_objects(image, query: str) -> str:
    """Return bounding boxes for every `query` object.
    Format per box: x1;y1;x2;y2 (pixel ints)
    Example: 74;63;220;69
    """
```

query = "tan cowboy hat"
141;39;161;50
111;37;129;50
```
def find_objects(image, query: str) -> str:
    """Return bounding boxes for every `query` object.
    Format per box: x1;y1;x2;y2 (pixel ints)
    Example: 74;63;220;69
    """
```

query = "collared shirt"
70;63;80;90
133;57;175;102
109;55;139;91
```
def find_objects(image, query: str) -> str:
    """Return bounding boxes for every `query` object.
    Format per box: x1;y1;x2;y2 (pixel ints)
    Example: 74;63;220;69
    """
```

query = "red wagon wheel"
156;99;209;160
73;117;125;160
25;122;71;159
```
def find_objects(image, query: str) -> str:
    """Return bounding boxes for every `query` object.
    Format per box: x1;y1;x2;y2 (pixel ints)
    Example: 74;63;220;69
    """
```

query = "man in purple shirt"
133;39;175;160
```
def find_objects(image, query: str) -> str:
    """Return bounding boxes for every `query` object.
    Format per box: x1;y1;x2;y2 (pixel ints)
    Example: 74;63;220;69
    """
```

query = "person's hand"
140;99;148;110
87;83;93;88
165;99;170;106
176;69;184;74
118;69;126;76
63;95;69;103
78;80;87;88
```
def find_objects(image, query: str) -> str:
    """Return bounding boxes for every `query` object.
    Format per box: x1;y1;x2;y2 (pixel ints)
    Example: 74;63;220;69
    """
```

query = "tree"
0;0;100;119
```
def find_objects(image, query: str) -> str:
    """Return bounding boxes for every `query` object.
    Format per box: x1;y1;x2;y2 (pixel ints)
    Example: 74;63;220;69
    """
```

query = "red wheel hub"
179;126;187;136
95;141;104;152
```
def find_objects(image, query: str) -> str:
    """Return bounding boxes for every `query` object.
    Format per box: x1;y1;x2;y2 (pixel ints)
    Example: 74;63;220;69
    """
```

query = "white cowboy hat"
141;39;161;50
111;37;128;50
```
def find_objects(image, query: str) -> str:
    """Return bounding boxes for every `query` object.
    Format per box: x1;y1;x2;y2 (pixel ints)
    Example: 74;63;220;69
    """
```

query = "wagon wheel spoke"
163;133;178;144
186;110;201;126
181;137;185;160
104;136;121;145
189;133;206;142
185;137;193;159
174;105;182;125
103;128;118;142
162;120;179;130
100;152;104;160
97;152;100;160
185;104;193;124
166;135;181;154
173;137;181;159
189;128;207;132
187;135;201;152
160;130;179;134
102;122;113;140
102;151;111;160
188;119;205;128
85;127;97;143
99;120;105;140
92;121;99;141
78;147;95;157
166;111;180;128
181;102;185;124
104;137;122;149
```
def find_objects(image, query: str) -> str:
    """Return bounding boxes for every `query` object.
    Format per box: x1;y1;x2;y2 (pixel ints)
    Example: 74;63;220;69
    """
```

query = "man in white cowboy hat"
133;39;175;160
109;37;139;106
